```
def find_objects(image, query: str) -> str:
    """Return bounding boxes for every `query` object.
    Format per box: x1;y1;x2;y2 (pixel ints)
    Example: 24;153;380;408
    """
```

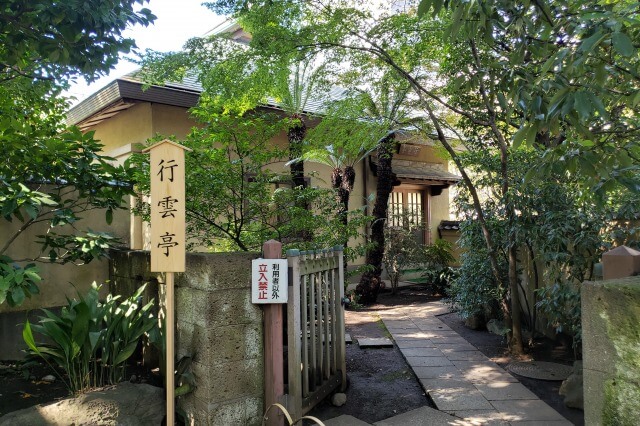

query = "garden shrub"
420;239;456;295
23;283;157;394
383;218;423;294
447;219;506;320
536;280;582;356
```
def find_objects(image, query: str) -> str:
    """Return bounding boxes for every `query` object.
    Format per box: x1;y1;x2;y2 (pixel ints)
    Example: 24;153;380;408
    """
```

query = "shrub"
536;281;582;356
447;220;506;320
384;219;423;294
420;239;456;295
23;283;157;394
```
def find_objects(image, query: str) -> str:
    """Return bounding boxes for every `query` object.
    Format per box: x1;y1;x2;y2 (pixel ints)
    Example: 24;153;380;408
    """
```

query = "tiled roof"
68;70;348;127
392;160;462;183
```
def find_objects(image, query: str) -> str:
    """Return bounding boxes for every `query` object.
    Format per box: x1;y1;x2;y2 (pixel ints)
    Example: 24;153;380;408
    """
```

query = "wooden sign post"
142;140;191;426
257;240;285;426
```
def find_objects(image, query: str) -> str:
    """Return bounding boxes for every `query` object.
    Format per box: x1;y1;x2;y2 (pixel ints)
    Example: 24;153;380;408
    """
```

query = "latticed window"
388;187;429;244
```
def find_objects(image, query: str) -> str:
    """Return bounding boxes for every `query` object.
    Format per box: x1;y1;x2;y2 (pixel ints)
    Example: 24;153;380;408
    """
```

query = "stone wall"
109;249;264;426
582;276;640;425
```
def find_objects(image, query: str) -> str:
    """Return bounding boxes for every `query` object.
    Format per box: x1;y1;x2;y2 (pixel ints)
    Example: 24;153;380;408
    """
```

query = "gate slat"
323;265;331;379
301;265;309;397
309;264;317;391
285;250;302;421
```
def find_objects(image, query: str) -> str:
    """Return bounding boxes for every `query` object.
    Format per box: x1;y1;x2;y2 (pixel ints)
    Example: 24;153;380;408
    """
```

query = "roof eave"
66;79;202;128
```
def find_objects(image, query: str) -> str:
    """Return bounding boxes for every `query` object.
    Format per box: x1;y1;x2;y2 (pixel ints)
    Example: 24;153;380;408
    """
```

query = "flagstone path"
327;301;573;426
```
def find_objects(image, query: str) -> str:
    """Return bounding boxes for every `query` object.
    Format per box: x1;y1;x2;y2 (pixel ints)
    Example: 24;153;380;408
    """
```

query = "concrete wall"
582;276;640;425
109;249;264;426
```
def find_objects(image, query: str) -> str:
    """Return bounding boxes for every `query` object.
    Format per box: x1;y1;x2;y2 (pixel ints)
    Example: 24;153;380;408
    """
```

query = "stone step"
357;337;394;348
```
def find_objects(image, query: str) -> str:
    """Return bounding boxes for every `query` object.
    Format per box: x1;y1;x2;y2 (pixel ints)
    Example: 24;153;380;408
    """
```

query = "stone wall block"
176;287;262;328
181;396;263;426
180;323;262;366
581;282;618;376
108;249;265;425
582;276;640;425
191;358;263;403
176;252;258;292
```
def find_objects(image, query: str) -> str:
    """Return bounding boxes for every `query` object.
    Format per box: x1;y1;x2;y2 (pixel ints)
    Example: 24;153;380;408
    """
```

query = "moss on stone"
603;378;640;426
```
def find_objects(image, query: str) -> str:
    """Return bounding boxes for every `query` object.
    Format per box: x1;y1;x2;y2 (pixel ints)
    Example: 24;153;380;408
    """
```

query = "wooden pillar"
263;240;285;426
165;272;175;426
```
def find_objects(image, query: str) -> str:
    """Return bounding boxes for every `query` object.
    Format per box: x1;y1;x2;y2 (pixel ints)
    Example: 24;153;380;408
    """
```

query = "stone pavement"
324;300;573;425
376;301;573;425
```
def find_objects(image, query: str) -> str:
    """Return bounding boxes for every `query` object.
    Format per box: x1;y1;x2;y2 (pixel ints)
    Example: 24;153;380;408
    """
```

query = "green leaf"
23;320;39;354
612;32;635;57
417;0;430;17
88;331;102;351
574;91;592;120
24;203;39;220
579;30;605;53
10;287;25;306
114;340;139;366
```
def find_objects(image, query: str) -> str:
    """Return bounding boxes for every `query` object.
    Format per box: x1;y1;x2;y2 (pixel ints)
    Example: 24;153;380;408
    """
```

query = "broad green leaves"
23;283;157;393
0;0;155;84
0;257;41;307
1;1;149;307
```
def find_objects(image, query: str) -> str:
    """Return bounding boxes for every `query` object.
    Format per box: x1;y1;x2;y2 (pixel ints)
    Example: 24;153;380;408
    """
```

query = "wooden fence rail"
284;247;347;420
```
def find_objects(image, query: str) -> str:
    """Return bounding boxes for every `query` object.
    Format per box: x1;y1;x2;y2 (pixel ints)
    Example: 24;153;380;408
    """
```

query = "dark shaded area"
308;307;432;423
0;361;69;417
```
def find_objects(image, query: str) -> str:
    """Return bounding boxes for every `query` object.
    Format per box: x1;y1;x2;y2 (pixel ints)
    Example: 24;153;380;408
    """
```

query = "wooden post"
142;140;191;426
165;272;175;426
263;240;284;426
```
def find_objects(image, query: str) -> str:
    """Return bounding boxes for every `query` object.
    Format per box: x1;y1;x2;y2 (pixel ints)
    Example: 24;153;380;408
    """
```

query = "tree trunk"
288;115;307;189
331;166;353;239
356;133;395;304
508;243;524;354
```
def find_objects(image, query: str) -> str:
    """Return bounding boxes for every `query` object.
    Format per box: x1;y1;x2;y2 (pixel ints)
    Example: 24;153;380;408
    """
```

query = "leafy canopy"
0;0;156;307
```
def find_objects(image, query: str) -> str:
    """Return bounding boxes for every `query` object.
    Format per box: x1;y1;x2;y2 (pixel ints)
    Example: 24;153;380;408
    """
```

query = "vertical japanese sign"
142;140;190;426
252;259;288;304
143;140;190;273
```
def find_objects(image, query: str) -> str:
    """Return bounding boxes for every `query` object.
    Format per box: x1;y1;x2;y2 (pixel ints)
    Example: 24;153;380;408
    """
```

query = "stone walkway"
325;300;573;425
373;301;573;425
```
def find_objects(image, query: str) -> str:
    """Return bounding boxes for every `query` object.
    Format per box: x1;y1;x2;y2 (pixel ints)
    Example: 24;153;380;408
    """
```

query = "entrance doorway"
388;185;430;244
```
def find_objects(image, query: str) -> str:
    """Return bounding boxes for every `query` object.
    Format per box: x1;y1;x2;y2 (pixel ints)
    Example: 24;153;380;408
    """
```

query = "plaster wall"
151;103;196;139
91;102;153;153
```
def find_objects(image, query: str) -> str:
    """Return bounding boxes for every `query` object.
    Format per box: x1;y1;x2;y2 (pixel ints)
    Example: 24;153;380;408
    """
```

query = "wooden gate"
284;247;347;420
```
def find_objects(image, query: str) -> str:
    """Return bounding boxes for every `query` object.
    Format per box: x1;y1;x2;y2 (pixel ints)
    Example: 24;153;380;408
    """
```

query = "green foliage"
420;239;456;295
452;147;633;343
422;0;640;193
0;0;155;307
0;98;135;306
1;0;155;83
132;113;370;253
23;283;157;394
448;219;507;320
0;257;40;306
383;216;424;294
536;282;582;354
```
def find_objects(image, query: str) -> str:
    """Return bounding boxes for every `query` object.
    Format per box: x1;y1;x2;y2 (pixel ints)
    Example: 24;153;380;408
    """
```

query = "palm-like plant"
275;56;330;190
354;76;424;304
298;141;375;229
